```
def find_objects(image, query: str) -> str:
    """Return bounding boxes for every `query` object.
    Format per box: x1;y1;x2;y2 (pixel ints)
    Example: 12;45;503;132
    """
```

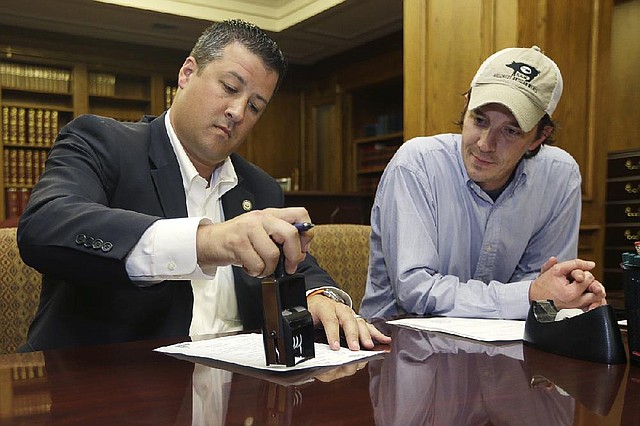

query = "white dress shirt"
125;111;242;336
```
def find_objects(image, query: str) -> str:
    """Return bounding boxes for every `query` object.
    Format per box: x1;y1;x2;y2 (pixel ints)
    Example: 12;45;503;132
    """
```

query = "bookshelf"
0;61;75;220
349;76;403;194
355;131;403;193
164;82;177;110
0;58;173;221
88;71;151;122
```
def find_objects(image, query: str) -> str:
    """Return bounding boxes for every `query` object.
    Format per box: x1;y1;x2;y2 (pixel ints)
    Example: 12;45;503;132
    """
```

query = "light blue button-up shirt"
360;134;581;320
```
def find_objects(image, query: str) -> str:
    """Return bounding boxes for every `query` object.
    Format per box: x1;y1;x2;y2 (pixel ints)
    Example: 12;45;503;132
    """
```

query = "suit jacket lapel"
147;113;188;219
222;173;255;220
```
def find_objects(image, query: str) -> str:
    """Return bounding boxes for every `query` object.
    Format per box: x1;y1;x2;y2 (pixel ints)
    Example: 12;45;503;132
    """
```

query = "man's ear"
540;124;554;140
530;124;553;150
177;57;197;88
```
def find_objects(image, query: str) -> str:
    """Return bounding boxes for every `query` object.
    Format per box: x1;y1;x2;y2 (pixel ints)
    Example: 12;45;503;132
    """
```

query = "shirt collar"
456;135;528;202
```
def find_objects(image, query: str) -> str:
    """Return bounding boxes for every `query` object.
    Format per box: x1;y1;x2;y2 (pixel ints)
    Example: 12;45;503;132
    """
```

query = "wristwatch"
319;288;347;305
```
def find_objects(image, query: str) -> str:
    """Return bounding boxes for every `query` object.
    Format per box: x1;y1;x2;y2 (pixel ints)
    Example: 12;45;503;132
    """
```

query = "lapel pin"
242;199;253;211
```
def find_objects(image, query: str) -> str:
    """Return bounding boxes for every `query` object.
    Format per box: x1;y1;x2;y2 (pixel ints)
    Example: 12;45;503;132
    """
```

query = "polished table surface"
1;322;640;425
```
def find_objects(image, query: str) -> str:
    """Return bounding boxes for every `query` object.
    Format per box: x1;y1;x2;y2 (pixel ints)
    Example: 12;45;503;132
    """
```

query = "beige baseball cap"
468;46;563;132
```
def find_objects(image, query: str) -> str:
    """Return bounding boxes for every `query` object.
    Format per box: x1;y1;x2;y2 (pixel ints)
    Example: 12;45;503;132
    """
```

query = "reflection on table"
1;325;640;424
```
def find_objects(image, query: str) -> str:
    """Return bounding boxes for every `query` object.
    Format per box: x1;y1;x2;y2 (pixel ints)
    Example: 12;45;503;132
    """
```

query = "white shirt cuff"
126;217;216;282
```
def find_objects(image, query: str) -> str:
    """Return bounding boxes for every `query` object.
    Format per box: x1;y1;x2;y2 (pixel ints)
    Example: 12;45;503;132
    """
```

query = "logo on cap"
505;61;540;82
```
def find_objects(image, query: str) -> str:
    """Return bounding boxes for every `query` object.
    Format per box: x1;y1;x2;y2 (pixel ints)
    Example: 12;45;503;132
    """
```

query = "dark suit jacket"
17;113;335;351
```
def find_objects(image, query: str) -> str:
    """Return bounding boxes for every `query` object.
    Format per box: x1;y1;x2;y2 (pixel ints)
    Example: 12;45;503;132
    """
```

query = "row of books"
5;187;31;219
2;106;61;147
363;112;403;137
165;85;177;109
88;72;116;97
358;142;399;171
0;62;71;94
3;149;47;187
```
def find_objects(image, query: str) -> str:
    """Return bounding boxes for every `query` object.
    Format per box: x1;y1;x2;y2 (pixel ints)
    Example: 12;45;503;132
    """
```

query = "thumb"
540;256;558;274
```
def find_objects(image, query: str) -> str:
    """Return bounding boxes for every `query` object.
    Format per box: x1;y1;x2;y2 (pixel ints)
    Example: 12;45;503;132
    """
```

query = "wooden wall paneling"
515;0;547;47
335;50;402;92
543;0;594;199
342;92;356;192
424;0;484;136
242;91;303;185
403;0;427;141
301;89;344;192
404;0;517;139
587;0;613;278
543;0;611;277
610;0;640;153
492;0;518;49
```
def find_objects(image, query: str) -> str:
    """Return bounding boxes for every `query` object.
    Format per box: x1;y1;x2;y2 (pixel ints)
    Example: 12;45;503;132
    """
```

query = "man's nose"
477;128;498;152
225;99;246;123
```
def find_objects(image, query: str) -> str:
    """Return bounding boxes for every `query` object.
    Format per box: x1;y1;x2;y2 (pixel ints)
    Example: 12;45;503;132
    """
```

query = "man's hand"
313;362;368;383
307;294;392;351
195;207;313;277
529;258;607;310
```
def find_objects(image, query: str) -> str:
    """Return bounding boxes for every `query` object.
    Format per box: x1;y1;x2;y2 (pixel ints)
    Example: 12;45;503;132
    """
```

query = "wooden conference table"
1;321;639;425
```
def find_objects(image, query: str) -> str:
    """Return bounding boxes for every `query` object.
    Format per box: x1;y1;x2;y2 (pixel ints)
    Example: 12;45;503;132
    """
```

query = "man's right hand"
195;207;314;278
529;258;607;310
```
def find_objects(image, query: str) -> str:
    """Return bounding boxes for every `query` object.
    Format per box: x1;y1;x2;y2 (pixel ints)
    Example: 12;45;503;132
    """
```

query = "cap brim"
468;84;545;132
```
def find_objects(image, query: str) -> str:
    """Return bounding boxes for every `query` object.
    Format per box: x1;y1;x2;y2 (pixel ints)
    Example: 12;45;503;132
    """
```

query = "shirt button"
167;261;177;271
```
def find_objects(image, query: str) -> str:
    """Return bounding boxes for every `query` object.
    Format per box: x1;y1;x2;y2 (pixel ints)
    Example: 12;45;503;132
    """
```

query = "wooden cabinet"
302;76;403;195
604;150;640;292
300;38;403;194
348;75;403;194
355;131;403;193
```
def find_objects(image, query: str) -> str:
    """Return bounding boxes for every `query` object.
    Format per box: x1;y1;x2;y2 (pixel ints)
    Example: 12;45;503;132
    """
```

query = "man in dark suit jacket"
17;19;390;352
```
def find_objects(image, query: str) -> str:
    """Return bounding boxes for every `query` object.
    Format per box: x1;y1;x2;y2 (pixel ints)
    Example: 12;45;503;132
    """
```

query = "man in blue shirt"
360;46;606;320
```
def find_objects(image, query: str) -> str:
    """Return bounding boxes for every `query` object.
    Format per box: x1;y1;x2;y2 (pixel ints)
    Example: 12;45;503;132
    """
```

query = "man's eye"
504;127;522;138
473;115;488;126
223;83;237;93
248;102;260;114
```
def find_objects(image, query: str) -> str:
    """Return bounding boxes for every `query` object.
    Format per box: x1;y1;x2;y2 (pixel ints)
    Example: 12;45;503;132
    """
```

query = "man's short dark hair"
190;19;288;93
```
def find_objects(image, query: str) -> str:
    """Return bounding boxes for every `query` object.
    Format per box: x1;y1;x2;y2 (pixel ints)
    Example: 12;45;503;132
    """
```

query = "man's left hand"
307;294;392;351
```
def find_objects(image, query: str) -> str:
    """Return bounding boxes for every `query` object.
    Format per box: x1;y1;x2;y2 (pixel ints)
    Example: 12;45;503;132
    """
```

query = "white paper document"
154;333;385;372
388;317;525;341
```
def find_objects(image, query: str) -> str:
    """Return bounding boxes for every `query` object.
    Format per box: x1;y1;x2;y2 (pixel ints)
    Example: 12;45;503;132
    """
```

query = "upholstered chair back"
0;227;41;354
308;224;371;312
